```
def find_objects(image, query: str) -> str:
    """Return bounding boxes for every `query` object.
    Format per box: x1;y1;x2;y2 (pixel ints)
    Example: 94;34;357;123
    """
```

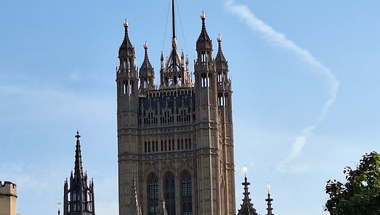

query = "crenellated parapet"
0;181;17;215
0;181;17;197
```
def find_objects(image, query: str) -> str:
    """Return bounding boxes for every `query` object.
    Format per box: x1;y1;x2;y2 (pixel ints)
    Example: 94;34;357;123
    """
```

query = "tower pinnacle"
215;34;227;63
118;19;135;61
64;132;95;215
237;176;258;215
139;41;154;92
74;131;83;180
196;11;212;53
265;183;274;215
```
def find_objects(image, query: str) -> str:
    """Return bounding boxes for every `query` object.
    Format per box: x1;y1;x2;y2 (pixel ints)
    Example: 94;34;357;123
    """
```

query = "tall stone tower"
116;2;235;214
0;181;17;215
63;131;95;215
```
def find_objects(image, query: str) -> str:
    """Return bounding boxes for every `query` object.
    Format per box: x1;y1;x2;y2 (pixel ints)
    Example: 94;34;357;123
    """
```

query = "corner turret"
139;41;155;93
116;19;138;99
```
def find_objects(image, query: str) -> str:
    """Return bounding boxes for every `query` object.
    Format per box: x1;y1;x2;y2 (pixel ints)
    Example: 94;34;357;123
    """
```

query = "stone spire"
215;34;227;64
196;11;212;53
237;176;258;215
139;41;155;92
140;41;153;72
74;131;83;180
130;178;142;215
160;0;187;87
118;19;135;60
64;132;95;215
265;184;274;215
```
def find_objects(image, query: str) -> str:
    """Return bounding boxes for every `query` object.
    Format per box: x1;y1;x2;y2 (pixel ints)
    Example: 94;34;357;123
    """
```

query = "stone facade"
116;4;235;215
0;181;17;215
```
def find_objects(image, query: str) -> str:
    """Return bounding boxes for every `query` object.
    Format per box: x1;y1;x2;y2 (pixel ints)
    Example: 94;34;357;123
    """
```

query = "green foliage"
325;151;380;215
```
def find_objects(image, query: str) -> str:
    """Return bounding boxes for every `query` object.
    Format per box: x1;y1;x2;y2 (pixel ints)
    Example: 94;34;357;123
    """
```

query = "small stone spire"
122;19;132;49
237;167;258;215
215;34;227;63
139;41;155;92
57;199;61;215
196;11;212;52
118;19;135;61
140;41;153;70
130;178;142;215
74;131;83;180
265;183;274;215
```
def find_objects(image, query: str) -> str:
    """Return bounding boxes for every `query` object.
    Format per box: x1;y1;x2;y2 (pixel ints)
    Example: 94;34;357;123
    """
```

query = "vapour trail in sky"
224;0;339;172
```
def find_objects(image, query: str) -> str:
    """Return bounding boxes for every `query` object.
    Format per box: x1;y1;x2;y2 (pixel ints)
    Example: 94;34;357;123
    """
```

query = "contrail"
225;1;339;172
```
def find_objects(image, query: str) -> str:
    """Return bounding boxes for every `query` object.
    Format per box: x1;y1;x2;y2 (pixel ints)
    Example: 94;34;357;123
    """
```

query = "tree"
325;151;380;215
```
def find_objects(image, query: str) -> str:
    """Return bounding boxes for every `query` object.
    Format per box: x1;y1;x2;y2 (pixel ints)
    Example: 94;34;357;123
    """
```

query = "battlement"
0;181;17;197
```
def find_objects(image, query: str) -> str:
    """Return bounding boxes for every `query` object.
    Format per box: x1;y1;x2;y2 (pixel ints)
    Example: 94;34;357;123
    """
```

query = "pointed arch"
163;171;175;215
180;170;192;215
147;173;158;215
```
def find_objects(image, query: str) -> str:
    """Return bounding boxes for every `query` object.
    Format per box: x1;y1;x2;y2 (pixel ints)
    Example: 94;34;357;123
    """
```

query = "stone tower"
63;131;95;215
116;1;235;214
0;181;17;215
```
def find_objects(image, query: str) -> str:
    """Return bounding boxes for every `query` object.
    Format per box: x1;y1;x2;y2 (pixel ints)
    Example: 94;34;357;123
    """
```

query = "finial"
143;41;149;50
57;199;61;215
200;11;206;20
267;182;271;193
243;164;247;177
217;34;222;43
123;19;129;27
75;130;81;140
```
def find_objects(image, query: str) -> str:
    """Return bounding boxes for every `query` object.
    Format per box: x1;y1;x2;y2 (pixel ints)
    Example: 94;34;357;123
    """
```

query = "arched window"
181;171;192;215
147;173;158;215
164;172;175;215
123;80;128;94
129;80;133;94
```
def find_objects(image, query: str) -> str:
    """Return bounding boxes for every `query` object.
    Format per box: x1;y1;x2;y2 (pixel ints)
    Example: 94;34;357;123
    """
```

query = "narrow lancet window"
181;171;192;215
164;172;176;215
147;173;158;215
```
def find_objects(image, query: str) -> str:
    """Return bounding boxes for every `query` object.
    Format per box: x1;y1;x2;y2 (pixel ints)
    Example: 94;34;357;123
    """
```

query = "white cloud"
224;0;339;119
277;126;315;173
225;1;339;172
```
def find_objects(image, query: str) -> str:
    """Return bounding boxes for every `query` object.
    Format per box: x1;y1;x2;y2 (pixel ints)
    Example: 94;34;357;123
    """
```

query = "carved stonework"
116;4;235;215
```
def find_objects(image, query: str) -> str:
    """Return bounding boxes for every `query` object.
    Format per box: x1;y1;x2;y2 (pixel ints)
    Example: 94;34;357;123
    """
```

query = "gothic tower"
63;131;95;215
116;2;235;214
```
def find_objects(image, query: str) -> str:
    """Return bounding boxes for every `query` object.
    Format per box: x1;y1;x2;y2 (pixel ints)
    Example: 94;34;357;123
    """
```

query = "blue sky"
1;1;380;214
